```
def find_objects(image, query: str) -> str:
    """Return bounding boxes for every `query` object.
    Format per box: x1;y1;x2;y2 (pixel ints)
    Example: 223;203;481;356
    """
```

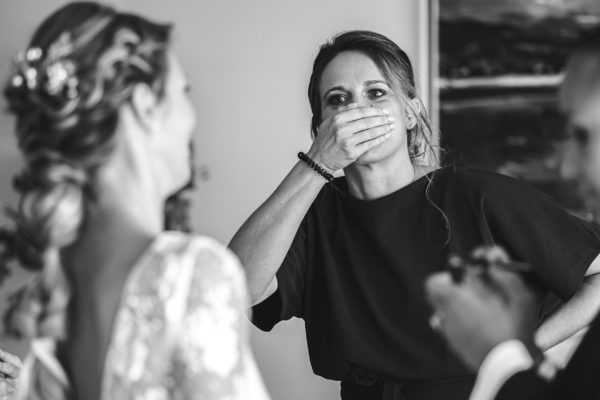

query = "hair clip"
11;49;41;89
45;59;77;98
10;32;79;99
25;48;42;62
11;75;24;88
44;32;78;99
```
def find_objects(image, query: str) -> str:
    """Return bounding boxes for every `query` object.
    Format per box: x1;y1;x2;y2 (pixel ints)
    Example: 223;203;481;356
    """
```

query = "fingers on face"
352;123;394;145
354;131;392;152
0;378;16;396
318;106;389;137
0;350;21;368
335;109;395;152
344;115;394;136
0;353;21;380
335;105;388;124
0;363;18;379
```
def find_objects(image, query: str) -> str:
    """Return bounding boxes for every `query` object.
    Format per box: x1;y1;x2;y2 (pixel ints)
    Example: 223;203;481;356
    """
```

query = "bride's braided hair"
1;2;172;340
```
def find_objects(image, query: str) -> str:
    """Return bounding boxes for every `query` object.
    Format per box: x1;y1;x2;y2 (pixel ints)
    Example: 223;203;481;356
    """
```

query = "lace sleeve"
171;240;269;400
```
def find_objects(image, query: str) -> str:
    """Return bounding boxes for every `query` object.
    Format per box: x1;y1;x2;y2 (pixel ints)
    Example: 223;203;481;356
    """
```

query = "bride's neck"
62;186;161;289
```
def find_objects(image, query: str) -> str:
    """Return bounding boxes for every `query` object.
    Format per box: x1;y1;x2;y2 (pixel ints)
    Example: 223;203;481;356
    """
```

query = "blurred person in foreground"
0;2;269;399
426;29;600;400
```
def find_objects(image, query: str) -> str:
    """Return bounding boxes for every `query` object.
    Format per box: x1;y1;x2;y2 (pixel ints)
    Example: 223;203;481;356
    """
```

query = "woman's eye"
367;89;386;99
327;94;347;107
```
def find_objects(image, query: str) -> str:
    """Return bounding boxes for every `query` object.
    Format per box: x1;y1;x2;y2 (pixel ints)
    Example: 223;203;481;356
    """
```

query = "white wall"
0;1;426;399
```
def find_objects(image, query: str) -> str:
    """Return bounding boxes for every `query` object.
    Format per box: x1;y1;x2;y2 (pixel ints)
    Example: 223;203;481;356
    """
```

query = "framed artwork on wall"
430;0;600;219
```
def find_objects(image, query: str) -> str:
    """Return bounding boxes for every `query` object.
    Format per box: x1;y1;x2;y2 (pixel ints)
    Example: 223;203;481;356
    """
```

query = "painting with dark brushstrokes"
435;0;600;219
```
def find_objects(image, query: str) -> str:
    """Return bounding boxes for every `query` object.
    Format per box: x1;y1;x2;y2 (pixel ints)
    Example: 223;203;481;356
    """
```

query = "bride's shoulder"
127;231;248;325
151;231;233;261
153;231;246;290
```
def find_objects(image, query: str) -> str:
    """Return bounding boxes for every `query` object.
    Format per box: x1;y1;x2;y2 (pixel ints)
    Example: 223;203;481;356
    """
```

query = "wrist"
298;151;335;182
305;149;336;174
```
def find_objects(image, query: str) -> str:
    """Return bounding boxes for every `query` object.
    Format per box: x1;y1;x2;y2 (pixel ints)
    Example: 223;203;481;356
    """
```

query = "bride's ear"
130;83;162;134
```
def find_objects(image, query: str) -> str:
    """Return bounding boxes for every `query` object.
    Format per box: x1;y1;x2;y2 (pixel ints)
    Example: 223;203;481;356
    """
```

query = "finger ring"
429;311;444;330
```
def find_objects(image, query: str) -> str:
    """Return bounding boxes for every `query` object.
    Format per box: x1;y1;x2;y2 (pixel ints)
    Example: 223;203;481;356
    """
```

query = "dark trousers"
340;367;475;400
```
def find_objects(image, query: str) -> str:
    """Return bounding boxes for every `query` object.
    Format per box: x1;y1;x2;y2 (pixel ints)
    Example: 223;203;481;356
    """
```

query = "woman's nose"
353;92;373;108
356;96;372;107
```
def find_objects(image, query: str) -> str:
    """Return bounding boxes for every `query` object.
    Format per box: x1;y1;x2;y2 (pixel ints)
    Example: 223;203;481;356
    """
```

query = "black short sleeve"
459;170;600;300
251;216;308;331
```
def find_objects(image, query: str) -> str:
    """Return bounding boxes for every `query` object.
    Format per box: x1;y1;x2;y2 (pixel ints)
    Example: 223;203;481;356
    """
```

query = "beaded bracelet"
298;152;334;182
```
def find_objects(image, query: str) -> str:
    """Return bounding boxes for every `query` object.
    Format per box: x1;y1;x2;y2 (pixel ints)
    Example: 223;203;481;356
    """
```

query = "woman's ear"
130;83;162;133
411;98;422;115
406;98;423;130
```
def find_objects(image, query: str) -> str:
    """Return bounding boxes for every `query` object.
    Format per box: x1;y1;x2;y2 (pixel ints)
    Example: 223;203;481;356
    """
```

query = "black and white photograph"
0;1;600;399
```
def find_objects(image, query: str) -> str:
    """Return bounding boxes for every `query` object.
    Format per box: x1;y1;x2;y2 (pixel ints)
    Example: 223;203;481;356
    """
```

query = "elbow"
249;278;277;306
248;289;264;307
248;284;268;306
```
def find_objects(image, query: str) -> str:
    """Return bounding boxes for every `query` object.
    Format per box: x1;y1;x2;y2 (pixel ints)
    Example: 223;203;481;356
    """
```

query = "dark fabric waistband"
345;365;475;388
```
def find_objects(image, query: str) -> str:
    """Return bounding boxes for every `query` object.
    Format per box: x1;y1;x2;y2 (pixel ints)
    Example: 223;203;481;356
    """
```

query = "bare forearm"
230;105;392;305
535;274;600;350
229;161;326;304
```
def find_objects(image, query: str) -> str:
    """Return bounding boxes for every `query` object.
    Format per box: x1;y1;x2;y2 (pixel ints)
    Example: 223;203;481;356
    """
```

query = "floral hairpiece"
11;32;79;100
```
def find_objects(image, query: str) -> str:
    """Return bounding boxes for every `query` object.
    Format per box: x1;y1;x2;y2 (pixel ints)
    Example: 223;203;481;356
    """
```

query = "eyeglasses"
447;252;533;284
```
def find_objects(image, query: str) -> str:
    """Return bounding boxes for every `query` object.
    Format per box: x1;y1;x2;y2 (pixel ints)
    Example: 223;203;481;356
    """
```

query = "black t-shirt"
252;167;600;382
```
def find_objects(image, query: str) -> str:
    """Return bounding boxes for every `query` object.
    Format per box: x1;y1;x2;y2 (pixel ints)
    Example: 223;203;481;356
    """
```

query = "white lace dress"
18;232;270;400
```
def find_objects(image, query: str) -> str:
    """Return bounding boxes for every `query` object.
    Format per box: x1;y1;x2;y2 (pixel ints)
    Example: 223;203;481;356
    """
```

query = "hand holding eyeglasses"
425;245;541;370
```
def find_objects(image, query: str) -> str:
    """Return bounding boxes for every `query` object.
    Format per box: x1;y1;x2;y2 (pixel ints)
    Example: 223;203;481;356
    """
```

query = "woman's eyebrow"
323;85;346;99
365;80;388;85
